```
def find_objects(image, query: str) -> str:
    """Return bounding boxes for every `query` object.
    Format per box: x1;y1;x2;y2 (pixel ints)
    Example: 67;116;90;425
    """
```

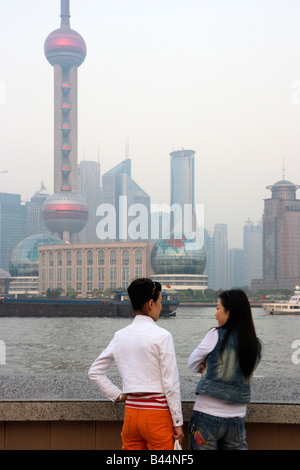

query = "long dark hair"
127;278;161;312
218;289;261;379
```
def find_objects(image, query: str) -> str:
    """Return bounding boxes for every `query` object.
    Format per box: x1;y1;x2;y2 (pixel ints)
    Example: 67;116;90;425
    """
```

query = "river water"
0;306;299;377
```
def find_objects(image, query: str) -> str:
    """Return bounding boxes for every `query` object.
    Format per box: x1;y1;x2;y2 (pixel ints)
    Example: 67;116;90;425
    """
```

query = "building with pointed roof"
101;159;151;242
26;182;51;236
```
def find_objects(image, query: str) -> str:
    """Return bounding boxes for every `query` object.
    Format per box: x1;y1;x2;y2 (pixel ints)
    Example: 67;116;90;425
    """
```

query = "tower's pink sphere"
44;28;87;68
42;192;88;235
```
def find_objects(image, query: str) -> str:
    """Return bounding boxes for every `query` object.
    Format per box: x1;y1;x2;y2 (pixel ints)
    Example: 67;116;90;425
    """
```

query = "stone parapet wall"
0;376;299;450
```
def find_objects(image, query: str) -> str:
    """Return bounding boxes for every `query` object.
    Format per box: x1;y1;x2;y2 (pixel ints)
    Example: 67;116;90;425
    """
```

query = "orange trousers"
121;407;175;450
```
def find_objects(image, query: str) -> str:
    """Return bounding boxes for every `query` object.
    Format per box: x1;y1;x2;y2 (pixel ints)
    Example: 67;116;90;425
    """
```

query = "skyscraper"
101;159;151;241
170;149;196;237
150;148;207;291
42;0;88;243
26;182;50;236
170;149;195;209
102;159;131;208
228;248;245;288
262;179;300;290
210;223;228;290
0;193;26;273
243;219;262;288
77;160;101;243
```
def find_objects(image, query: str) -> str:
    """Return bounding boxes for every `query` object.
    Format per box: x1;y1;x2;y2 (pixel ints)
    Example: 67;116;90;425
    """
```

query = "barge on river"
0;291;178;318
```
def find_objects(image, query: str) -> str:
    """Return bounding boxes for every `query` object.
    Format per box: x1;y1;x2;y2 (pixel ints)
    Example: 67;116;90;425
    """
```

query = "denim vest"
195;328;257;404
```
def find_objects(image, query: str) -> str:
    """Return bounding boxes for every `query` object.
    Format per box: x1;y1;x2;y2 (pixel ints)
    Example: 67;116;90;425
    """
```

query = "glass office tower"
101;159;151;241
150;149;207;290
170;149;195;210
169;149;196;238
0;193;26;273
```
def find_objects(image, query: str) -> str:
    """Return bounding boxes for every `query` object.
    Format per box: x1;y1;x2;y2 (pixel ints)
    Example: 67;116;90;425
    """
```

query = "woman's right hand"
173;426;184;444
117;393;126;402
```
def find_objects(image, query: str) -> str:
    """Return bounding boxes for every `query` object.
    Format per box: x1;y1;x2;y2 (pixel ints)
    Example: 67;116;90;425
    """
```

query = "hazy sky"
1;0;300;248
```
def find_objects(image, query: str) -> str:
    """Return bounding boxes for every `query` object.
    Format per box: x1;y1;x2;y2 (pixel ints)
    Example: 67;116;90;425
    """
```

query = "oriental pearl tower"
42;0;88;243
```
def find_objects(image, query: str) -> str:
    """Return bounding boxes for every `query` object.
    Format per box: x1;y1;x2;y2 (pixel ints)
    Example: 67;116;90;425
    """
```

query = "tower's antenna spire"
60;0;70;28
282;158;285;180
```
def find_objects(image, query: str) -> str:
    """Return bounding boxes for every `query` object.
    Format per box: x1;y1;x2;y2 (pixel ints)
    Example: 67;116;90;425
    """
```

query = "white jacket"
88;315;183;427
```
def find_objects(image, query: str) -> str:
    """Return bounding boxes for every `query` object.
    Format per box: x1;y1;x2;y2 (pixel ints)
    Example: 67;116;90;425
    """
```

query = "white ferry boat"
262;286;300;315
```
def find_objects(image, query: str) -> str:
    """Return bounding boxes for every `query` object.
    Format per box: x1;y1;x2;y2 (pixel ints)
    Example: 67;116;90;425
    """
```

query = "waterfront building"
0;269;12;295
77;161;101;243
252;178;300;291
8;234;65;297
151;237;207;291
42;0;88;243
0;193;26;273
8;277;41;298
38;242;155;296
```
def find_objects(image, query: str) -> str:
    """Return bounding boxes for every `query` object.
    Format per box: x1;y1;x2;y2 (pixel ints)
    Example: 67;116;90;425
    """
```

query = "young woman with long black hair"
188;289;262;450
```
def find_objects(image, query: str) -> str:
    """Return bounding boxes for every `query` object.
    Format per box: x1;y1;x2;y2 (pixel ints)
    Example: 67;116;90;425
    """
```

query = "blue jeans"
189;411;248;450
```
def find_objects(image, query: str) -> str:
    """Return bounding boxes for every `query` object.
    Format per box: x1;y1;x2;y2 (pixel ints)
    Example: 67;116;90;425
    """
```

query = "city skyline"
1;1;300;248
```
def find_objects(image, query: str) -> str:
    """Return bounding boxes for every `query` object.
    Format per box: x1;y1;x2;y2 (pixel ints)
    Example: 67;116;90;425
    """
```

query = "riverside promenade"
0;375;299;450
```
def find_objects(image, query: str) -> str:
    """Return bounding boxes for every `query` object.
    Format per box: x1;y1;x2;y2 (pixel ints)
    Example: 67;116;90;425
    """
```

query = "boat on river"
262;286;300;315
111;290;178;318
0;290;178;318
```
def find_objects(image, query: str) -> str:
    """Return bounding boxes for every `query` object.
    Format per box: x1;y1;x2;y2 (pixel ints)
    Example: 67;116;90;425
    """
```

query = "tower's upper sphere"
44;28;87;68
42;192;89;235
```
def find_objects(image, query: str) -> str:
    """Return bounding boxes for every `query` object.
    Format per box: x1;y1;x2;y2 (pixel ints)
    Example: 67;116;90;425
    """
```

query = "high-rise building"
203;229;213;285
0;193;26;273
228;248;245;288
243;219;262;288
170;149;196;236
150;148;207;291
101;159;131;208
26;182;50;236
42;0;88;243
78;161;101;243
101;159;151;241
210;223;228;290
170;149;195;208
252;178;300;291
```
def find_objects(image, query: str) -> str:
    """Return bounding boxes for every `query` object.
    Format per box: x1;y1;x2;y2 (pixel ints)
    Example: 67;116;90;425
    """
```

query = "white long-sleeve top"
88;315;183;427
